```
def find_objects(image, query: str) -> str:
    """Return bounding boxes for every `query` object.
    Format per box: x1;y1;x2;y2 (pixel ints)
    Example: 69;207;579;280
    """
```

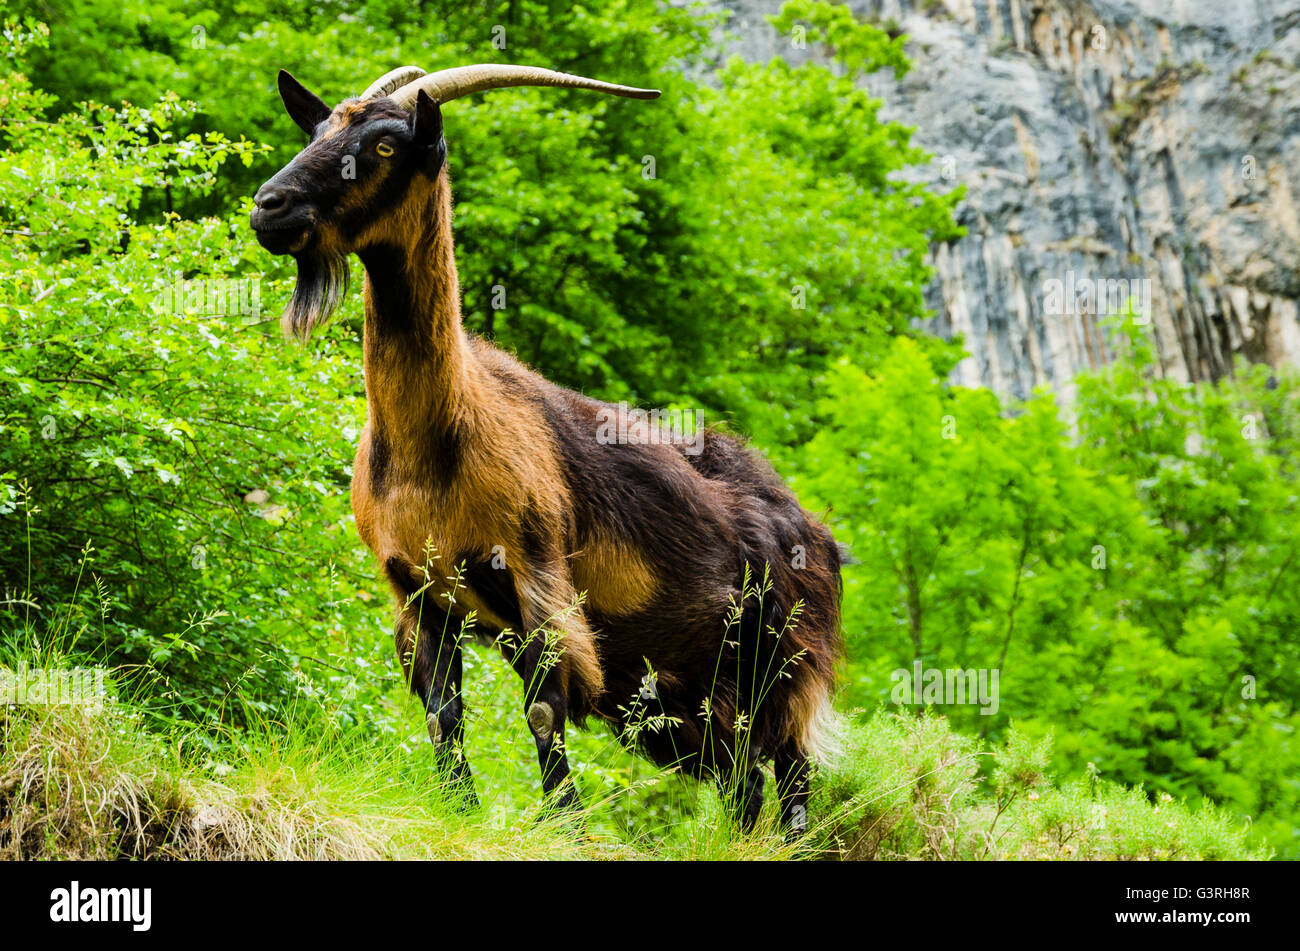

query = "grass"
810;712;1268;860
0;698;606;860
0;668;793;860
0;652;1269;860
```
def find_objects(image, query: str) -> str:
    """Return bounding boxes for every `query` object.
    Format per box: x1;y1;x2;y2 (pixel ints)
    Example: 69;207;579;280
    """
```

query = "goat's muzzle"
250;182;317;255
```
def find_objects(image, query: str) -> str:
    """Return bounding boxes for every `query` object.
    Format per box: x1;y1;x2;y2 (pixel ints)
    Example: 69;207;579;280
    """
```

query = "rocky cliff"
721;0;1300;401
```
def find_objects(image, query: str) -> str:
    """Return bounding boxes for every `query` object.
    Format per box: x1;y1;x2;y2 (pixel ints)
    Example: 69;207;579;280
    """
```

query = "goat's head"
251;65;659;338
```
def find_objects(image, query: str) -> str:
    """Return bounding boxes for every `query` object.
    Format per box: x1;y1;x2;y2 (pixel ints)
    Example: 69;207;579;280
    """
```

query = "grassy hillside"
0;656;1266;861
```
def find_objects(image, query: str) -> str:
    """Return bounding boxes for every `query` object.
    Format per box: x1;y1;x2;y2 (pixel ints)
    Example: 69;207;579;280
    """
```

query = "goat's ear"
411;89;444;150
278;70;331;137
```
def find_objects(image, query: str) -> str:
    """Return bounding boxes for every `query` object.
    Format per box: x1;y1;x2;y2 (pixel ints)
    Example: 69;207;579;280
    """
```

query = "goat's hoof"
453;787;481;813
535;781;584;828
782;807;810;846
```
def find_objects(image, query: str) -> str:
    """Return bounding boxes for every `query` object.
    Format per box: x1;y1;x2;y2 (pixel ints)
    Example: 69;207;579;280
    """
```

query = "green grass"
0;650;1269;860
0;659;788;860
810;711;1268;860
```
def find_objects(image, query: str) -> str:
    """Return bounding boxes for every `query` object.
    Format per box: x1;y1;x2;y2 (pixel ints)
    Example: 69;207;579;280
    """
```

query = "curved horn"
387;64;660;109
362;65;428;100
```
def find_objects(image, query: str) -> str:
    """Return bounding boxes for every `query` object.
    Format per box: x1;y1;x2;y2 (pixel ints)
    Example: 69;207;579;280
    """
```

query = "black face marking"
337;156;416;240
254;92;449;337
258;99;445;247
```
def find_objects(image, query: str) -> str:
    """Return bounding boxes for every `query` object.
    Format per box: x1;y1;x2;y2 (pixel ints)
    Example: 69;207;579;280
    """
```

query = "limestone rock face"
720;0;1300;400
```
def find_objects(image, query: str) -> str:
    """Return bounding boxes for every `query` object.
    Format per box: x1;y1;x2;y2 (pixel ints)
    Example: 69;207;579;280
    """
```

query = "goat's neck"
357;171;479;458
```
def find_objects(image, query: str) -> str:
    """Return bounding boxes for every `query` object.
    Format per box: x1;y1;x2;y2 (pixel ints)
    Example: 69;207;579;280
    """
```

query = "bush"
0;24;390;727
794;328;1300;858
811;711;1268;860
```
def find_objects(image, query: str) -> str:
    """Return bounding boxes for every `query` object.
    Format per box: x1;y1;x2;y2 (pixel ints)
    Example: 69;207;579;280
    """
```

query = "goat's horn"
362;66;428;100
387;64;660;109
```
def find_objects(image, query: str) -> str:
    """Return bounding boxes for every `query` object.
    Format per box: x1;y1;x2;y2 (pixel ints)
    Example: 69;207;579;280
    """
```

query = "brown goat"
250;65;843;833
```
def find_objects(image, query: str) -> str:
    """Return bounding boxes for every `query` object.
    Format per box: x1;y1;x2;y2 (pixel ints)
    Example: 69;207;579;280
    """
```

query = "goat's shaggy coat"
251;72;843;830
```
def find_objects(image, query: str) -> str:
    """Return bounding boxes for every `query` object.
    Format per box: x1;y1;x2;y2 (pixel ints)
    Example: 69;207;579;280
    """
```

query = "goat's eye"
375;141;395;157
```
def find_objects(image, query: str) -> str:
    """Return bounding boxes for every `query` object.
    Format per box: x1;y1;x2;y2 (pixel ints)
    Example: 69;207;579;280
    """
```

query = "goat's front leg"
503;570;602;814
395;606;479;809
518;634;579;812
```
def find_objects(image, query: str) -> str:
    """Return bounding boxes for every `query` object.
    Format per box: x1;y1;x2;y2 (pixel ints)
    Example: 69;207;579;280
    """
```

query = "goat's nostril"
255;188;289;213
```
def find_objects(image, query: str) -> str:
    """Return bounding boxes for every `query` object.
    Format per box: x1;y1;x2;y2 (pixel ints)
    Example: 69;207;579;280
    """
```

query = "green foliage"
809;711;1265;860
0;25;390;727
806;711;1263;862
770;0;911;79
796;324;1300;858
0;650;1263;859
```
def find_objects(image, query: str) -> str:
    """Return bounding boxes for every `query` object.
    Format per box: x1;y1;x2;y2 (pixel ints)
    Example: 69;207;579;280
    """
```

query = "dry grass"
0;700;614;860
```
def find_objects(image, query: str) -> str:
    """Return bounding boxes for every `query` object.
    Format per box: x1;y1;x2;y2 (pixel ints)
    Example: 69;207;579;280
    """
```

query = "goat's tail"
746;515;845;769
789;680;846;767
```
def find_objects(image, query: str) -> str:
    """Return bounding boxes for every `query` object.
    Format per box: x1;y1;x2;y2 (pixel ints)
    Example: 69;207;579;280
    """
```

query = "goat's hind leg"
719;764;765;832
396;608;479;810
773;742;811;840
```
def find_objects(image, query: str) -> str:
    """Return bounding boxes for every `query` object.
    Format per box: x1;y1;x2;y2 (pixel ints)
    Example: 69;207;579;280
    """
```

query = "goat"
250;64;843;834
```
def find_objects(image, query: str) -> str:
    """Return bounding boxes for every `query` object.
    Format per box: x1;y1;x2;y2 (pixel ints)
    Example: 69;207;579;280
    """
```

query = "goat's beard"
282;250;349;341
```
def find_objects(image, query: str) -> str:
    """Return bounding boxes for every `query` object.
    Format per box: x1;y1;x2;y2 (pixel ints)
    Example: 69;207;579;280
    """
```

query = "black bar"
0;859;1282;938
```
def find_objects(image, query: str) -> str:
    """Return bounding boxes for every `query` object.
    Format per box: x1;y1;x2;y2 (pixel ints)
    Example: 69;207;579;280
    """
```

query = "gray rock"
716;0;1300;400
